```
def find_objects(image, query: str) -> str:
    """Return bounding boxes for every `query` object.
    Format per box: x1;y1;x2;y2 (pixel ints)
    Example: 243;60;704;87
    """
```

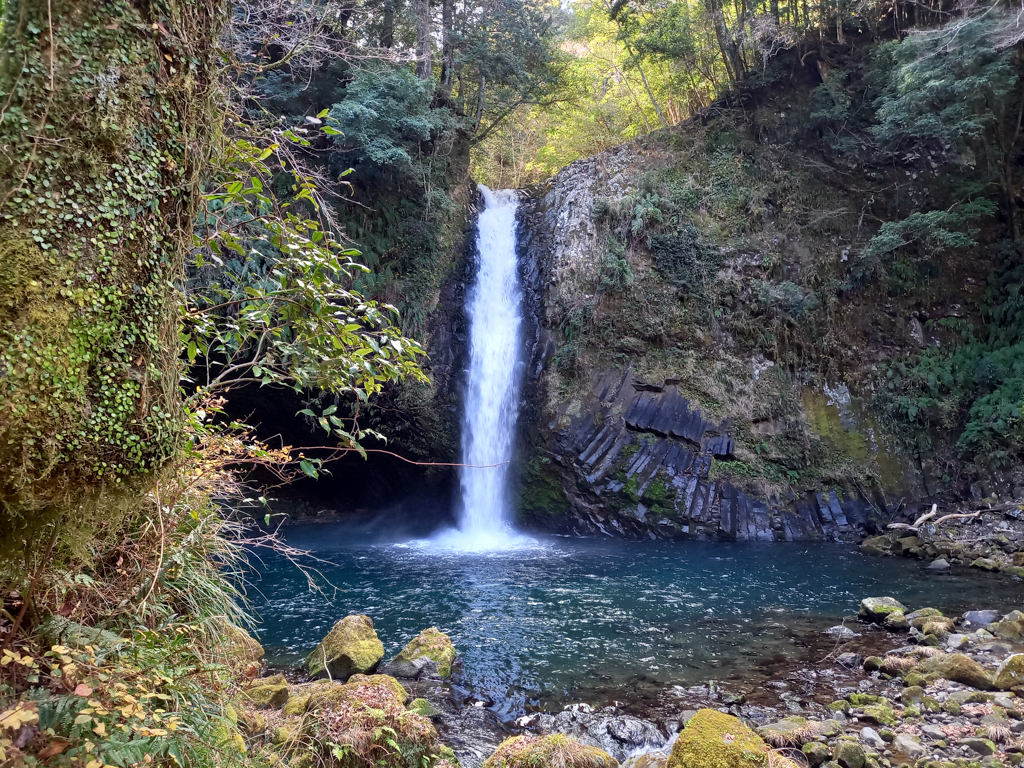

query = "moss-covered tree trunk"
0;0;227;547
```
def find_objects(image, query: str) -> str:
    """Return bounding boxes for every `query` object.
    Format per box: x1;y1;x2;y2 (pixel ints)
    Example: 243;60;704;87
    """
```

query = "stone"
623;754;667;768
884;611;910;631
860;728;885;750
803;742;831;767
928;559;951;570
305;614;385;681
837;653;863;668
385;627;456;679
860;705;896;727
758;716;817;747
859;598;908;623
945;633;971;650
862;536;895;556
485;735;618;768
992;611;1024;642
962;738;997;756
964;610;1002;627
1003;566;1024;578
921;725;947;741
972;558;1002;571
668;709;768;768
863;656;883;672
901;686;925;705
834;741;866;768
893;733;924;757
922;618;956;638
906;608;944;622
993;654;1024;693
917;653;994;690
826;626;860;639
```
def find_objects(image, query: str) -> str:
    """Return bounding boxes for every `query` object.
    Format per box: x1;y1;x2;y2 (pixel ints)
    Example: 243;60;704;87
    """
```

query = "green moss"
0;0;225;551
484;734;617;768
243;682;289;709
306;614;385;680
518;456;569;519
392;627;456;678
668;708;769;768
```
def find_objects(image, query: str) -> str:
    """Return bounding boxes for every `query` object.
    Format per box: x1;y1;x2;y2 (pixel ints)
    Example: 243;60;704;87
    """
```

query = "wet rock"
834;740;866;768
837;653;862;669
306;614;385;681
860;727;885;749
993;654;1024;693
927;559;951;570
893;733;924;757
916;652;994;690
921;725;947;741
901;686;926;705
668;709;768;768
964;610;1002;627
859;598;908;623
385;627;457;679
962;737;997;756
409;698;441;718
484;735;617;768
825;626;860;639
622;752;668;768
906;608;944;621
540;710;666;762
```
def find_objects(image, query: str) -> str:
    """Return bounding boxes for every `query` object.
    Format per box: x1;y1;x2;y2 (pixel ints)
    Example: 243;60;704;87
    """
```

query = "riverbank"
863;502;1024;581
240;594;1024;768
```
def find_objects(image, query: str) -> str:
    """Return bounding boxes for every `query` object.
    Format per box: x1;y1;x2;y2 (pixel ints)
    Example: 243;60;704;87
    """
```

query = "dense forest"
1;0;1023;766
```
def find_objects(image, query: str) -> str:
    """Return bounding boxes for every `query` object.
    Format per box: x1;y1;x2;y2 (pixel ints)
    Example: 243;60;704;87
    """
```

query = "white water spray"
433;185;532;551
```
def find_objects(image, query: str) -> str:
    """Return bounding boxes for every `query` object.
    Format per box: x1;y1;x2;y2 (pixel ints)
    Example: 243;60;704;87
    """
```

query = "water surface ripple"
249;528;1021;716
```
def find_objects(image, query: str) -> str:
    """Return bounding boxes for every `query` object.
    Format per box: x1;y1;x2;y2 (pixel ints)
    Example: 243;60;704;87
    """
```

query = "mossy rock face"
305;614;384;680
306;674;409;713
668;708;768;768
244;682;289;709
993;654;1024;693
388;627;457;679
216;622;265;673
483;734;617;768
917;653;993;691
859;598;907;623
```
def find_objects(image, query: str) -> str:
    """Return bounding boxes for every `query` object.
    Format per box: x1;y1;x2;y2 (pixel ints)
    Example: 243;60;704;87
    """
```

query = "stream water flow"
435;186;528;551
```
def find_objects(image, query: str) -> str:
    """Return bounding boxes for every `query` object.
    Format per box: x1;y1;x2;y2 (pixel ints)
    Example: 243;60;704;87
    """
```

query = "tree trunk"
439;0;455;96
0;0;227;544
415;0;433;80
381;0;396;48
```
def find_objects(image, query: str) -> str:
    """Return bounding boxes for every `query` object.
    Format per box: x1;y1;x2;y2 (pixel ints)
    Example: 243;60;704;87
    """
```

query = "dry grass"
907;646;945;659
482;735;616;768
765;747;805;768
984;724;1012;743
761;722;823;747
880;656;918;674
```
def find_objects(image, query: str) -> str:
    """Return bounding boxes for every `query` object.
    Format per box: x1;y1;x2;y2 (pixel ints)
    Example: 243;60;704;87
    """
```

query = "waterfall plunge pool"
247;527;1022;720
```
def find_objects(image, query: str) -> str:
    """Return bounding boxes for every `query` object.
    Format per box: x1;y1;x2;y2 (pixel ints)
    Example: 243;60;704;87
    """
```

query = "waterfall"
440;185;528;550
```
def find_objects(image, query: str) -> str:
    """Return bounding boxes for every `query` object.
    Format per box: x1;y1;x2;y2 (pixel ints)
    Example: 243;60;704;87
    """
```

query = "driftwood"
887;504;982;532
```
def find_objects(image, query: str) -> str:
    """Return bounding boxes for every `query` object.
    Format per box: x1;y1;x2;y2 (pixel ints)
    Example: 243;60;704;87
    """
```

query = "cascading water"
437;185;528;550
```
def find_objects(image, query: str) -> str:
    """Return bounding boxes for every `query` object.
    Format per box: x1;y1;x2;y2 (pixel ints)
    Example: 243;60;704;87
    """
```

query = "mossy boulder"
972;558;1001;572
860;705;896;727
243;681;289;709
386;627;457;679
861;536;895;556
917;653;993;690
859;598;907;623
215;621;265;674
993;654;1024;693
884;611;910;631
757;716;819;746
300;673;449;768
992;611;1024;642
803;742;831;767
305;614;384;680
833;741;866;768
668;708;769;768
484;735;617;768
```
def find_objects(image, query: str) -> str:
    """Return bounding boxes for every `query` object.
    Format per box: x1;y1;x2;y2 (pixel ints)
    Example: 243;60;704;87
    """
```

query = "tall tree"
0;0;227;548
